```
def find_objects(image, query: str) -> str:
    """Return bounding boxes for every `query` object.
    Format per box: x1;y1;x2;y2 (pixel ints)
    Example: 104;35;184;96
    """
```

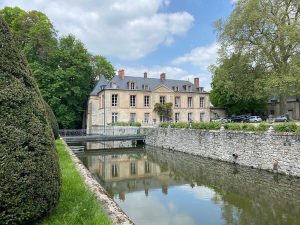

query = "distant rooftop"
90;69;207;96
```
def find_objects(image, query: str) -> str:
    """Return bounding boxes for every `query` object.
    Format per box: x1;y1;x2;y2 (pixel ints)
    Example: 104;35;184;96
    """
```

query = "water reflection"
70;142;300;225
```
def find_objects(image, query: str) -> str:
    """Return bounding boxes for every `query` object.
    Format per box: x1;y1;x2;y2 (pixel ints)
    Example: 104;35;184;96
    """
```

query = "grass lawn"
41;139;112;225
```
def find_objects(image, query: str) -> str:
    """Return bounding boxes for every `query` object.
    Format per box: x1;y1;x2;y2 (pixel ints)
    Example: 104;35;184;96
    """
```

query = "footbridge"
59;127;145;143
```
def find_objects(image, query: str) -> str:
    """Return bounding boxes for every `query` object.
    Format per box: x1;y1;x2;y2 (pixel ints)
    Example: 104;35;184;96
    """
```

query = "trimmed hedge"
0;17;61;225
159;122;221;130
44;100;59;139
224;123;269;132
111;121;141;127
273;122;298;132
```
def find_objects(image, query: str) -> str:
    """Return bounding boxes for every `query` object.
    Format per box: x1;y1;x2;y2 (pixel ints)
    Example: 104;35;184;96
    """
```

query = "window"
130;162;136;175
112;112;118;123
188;112;192;122
175;97;180;108
145;161;151;173
188;85;192;92
175;112;180;122
112;94;118;106
112;164;118;177
144;96;150;107
200;97;205;108
130;82;135;90
188;97;193;108
144;113;150;124
130;113;136;122
200;112;205;122
130;95;136;107
143;84;149;90
160;96;166;104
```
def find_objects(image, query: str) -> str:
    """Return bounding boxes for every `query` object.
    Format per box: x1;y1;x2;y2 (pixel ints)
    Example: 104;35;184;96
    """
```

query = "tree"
210;54;267;115
90;55;115;83
0;16;60;224
154;103;173;122
216;0;300;114
34;35;93;128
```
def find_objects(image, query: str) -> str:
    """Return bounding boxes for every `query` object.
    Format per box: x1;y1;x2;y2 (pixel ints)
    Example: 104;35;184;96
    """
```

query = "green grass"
40;139;112;225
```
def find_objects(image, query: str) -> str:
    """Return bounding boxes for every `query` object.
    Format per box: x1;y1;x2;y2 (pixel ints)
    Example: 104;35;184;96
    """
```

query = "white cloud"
172;42;219;69
0;0;194;60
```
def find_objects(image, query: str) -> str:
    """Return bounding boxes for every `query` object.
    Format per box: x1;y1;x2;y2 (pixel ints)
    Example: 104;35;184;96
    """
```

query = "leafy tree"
215;0;300;114
90;55;115;83
0;16;60;224
210;54;267;115
154;102;173;121
34;35;92;128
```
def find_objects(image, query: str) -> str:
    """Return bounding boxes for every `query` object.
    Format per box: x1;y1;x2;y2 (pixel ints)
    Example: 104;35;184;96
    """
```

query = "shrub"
0;18;61;225
44;100;59;139
273;122;298;132
159;122;172;128
224;123;242;131
173;122;190;128
257;122;269;132
241;123;257;131
130;121;141;127
206;122;222;130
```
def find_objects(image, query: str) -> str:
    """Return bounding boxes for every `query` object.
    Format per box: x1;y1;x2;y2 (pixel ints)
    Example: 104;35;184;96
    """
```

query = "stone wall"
141;128;300;177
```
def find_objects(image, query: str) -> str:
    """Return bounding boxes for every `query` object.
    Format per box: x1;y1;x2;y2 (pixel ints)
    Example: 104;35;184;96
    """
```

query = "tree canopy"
213;0;300;114
0;6;115;128
154;102;173;122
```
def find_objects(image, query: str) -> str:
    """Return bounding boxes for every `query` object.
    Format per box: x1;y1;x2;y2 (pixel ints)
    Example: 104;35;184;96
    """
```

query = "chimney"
160;73;166;81
194;78;199;88
144;72;147;78
118;69;125;80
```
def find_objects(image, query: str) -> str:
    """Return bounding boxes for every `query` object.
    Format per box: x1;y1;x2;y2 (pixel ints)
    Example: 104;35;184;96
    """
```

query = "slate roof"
90;75;207;96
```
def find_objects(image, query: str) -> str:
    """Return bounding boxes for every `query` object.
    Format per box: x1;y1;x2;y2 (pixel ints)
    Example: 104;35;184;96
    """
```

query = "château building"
86;69;225;132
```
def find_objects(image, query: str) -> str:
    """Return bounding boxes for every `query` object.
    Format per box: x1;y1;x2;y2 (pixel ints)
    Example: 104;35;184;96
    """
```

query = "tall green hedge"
0;17;61;224
44;100;59;139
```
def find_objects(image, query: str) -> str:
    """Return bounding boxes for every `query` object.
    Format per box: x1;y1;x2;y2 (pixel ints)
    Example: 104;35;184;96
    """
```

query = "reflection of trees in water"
145;146;300;225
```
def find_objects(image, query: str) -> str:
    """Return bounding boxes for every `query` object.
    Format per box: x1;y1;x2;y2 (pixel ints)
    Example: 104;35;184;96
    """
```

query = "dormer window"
142;84;149;90
188;85;192;92
111;82;117;89
130;82;135;90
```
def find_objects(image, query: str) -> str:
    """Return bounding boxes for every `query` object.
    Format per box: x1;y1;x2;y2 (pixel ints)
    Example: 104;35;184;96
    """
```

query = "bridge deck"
63;134;145;143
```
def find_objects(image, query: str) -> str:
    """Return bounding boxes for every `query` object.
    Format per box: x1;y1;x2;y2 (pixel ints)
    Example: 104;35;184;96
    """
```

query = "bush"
130;122;141;127
224;123;242;131
44;100;59;139
159;122;172;128
257;122;269;132
173;122;190;128
0;18;61;225
273;122;298;132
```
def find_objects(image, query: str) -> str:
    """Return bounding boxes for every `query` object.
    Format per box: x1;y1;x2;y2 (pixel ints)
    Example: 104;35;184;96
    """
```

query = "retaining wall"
141;128;300;177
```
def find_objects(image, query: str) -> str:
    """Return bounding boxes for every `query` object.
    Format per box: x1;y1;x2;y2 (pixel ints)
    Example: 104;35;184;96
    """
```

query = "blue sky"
0;0;236;90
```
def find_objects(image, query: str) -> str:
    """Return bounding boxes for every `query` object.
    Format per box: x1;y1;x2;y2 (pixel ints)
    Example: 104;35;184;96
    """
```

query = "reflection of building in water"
80;150;186;198
86;140;135;150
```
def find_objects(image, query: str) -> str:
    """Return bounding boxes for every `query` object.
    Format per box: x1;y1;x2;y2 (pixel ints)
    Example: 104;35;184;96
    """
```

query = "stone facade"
87;70;225;133
141;128;300;177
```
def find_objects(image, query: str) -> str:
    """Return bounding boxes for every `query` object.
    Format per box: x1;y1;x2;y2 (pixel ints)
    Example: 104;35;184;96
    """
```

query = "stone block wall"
141;128;300;177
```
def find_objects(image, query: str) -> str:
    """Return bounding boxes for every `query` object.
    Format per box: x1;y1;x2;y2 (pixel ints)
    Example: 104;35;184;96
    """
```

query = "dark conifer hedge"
44;100;59;139
0;17;61;224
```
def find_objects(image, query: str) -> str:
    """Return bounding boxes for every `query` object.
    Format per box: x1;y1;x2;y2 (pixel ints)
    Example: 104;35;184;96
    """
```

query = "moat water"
69;141;300;225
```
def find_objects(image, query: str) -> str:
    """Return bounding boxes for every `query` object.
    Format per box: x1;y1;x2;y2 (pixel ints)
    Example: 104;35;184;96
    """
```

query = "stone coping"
61;139;135;225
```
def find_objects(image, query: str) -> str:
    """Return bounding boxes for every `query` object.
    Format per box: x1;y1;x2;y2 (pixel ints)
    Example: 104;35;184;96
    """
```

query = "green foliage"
224;123;269;132
0;17;61;224
273;123;298;133
111;121;141;127
154;102;173;121
210;53;267;115
41;140;111;225
215;0;300;114
44;100;59;139
1;7;115;129
159;122;221;130
90;55;115;82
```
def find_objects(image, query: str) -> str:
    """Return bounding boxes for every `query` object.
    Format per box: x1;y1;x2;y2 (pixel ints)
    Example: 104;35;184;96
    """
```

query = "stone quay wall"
141;128;300;177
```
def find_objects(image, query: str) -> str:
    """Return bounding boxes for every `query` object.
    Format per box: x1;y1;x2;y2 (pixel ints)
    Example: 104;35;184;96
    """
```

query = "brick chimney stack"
144;72;147;78
160;73;166;81
118;69;125;80
194;78;199;88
